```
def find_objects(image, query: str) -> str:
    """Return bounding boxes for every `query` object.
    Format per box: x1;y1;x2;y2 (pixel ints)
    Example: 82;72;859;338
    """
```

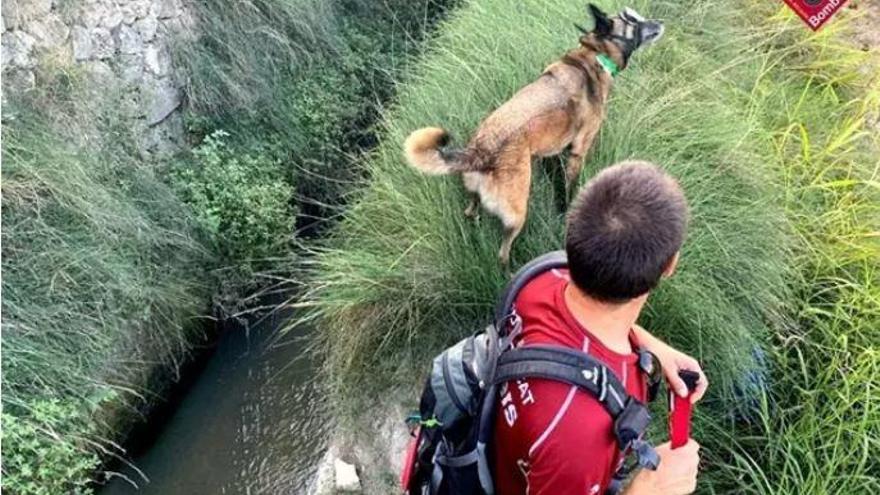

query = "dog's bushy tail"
404;127;484;175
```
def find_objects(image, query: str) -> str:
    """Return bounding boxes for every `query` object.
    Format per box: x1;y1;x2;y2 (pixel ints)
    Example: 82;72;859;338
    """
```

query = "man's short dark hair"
565;160;688;303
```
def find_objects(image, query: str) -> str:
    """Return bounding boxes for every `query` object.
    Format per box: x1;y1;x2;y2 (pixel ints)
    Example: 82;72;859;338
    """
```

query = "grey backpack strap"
493;346;628;416
494;251;568;324
487;251;568;384
494;346;659;480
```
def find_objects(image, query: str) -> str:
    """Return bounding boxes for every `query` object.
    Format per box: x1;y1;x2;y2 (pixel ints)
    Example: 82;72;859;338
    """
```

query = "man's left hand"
651;341;708;404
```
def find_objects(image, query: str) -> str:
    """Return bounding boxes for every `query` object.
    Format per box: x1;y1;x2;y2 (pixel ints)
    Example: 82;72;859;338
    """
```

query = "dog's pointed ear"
588;3;612;36
573;22;590;35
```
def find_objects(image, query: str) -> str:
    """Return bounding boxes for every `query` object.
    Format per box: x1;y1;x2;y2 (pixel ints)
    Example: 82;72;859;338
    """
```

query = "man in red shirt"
493;161;707;495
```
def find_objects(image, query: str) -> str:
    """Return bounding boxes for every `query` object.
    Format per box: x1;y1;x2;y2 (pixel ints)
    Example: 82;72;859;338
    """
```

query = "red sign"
782;0;848;30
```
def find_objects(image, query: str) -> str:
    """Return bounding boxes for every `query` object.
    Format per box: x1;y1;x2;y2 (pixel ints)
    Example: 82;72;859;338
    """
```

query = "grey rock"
120;0;151;23
334;458;361;493
85;59;114;80
1;30;36;68
145;76;180;125
2;0;52;29
118;52;144;84
384;410;410;477
3;68;36;91
72;25;91;60
134;15;157;41
101;5;123;30
80;3;103;29
143;43;170;76
90;27;114;59
1;3;17;31
311;449;336;495
156;0;179;19
82;59;115;92
27;13;70;49
139;106;184;157
0;35;10;66
116;24;141;54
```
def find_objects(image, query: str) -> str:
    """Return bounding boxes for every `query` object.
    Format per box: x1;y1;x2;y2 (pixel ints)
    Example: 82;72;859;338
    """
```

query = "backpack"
402;251;661;495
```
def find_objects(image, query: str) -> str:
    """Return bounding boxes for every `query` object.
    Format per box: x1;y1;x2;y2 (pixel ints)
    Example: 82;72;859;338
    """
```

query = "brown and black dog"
404;4;664;265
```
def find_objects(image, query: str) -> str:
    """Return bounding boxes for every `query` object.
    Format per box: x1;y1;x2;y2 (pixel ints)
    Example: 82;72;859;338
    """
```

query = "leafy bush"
697;6;880;491
168;130;295;268
2;0;453;492
174;0;454;230
1;400;103;495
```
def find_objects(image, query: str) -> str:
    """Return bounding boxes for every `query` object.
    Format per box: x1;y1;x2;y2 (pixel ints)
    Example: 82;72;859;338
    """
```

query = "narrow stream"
101;310;329;494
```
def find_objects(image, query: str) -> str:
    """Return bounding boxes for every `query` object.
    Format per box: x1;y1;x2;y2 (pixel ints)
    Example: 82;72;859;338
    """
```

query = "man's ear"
662;252;680;278
588;3;612;36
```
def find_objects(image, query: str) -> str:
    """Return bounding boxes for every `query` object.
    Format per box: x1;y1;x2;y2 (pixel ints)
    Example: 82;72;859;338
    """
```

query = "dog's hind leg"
499;215;525;267
462;172;481;220
464;197;480;219
496;160;531;266
565;125;601;198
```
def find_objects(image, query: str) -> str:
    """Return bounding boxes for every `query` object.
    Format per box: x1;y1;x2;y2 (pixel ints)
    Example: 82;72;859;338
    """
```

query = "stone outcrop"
311;443;364;495
1;0;195;157
310;399;414;495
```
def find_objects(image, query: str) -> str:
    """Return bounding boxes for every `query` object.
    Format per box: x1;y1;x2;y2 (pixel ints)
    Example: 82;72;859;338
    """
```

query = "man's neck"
563;284;647;354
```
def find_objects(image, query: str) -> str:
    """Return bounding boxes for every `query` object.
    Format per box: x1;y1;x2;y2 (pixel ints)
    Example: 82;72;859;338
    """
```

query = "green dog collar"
596;53;619;77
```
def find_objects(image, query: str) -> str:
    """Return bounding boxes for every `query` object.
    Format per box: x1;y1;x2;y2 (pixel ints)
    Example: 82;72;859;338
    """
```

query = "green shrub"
168;130;295;268
1;399;104;495
175;0;454;224
2;87;211;493
697;7;880;491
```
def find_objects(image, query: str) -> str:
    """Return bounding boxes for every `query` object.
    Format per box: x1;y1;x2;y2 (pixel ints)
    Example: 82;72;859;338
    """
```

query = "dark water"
101;311;329;494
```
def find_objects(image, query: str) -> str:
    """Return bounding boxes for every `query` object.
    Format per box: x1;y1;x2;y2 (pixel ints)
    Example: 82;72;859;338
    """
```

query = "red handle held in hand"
669;370;700;449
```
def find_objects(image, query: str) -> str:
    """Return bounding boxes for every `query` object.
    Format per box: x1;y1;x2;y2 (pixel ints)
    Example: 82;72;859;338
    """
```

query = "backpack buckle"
612;437;660;490
638;349;661;403
613;398;659;475
498;311;522;351
631;439;660;470
613;397;651;446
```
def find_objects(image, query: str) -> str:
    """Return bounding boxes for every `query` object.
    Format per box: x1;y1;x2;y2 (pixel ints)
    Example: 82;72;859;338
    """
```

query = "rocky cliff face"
1;0;193;157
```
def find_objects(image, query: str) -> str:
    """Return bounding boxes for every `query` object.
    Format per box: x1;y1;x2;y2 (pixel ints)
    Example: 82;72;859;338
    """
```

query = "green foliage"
2;1;452;492
172;0;342;120
2;400;104;495
169;131;295;268
2;87;211;492
174;0;453;225
696;7;880;491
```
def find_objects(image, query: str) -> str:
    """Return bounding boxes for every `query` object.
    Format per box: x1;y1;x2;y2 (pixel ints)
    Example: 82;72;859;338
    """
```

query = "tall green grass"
298;0;879;492
1;79;213;492
698;5;880;491
300;0;792;409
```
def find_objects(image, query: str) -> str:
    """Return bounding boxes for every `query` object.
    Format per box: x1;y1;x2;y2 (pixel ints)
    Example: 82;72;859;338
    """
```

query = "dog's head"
576;4;664;69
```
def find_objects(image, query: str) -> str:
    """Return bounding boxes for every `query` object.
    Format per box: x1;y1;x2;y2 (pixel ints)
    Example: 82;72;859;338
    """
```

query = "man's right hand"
626;440;700;495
